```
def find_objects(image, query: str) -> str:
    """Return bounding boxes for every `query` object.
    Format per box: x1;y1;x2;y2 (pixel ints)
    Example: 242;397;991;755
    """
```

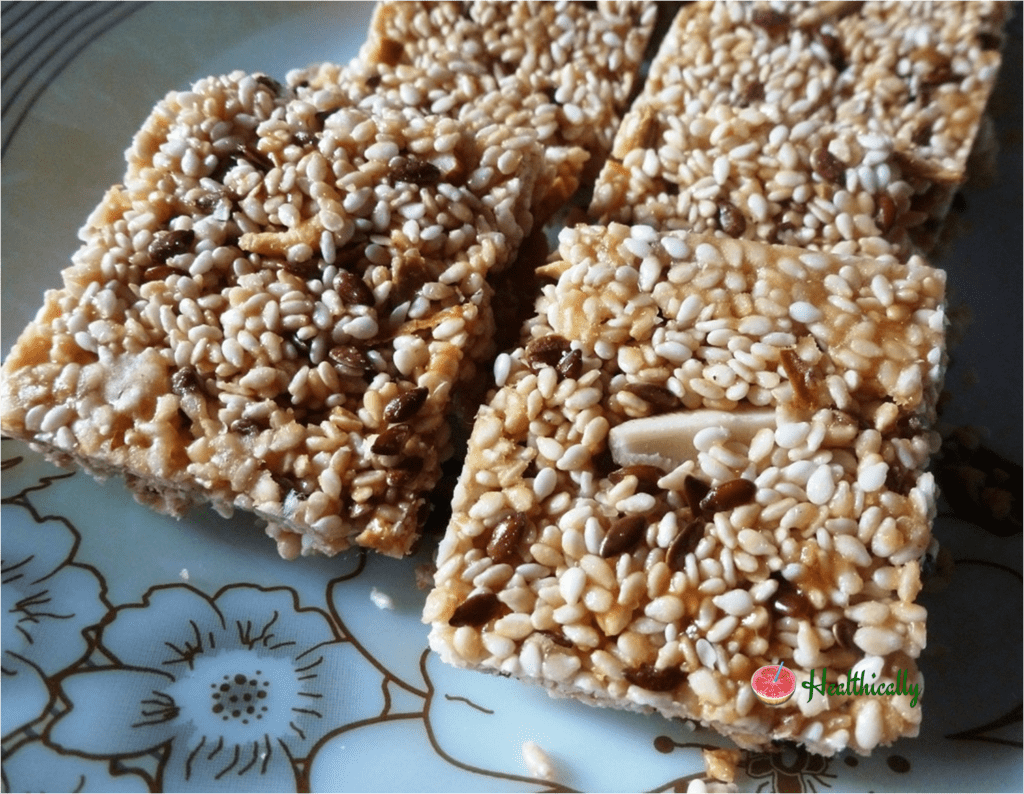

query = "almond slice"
608;407;775;471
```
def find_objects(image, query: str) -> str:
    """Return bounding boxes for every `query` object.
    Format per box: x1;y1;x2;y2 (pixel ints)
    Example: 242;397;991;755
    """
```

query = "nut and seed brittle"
425;224;941;755
0;70;545;558
590;1;1010;259
291;1;658;222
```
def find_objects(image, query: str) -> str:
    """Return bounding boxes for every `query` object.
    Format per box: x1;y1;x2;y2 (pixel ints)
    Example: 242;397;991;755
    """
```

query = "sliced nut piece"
608;408;775;471
239;216;323;257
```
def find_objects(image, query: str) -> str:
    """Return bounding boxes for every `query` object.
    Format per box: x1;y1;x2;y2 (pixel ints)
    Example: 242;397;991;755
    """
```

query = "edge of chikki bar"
0;69;545;559
425;223;942;755
589;0;1010;259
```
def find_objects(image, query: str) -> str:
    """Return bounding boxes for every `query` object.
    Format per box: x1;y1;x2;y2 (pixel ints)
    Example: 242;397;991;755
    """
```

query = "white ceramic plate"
2;4;1021;792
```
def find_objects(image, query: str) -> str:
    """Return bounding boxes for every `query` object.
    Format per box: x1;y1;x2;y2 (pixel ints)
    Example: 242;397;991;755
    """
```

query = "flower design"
1;738;147;793
2;450;109;739
421;651;707;792
45;584;386;791
744;743;836;793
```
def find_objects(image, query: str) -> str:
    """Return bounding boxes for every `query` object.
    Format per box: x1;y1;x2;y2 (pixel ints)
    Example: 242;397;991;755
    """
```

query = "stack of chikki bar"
0;0;1010;761
590;0;1009;259
425;0;1009;757
0;3;657;559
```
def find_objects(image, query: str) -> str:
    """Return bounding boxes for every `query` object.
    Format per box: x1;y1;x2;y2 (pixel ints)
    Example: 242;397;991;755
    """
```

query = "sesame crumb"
370;587;394;610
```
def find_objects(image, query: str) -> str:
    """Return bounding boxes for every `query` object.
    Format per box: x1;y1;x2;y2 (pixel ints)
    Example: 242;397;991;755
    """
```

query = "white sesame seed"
712;589;753;617
533;467;558;501
695;637;717;669
676;294;704;325
662;235;690;259
775;422;810;449
559;567;587;606
646;595;685;623
557;444;590;472
858;460;888;492
522;740;556;781
854;626;903;657
805;465;836;505
705;615;739;643
695;243;724;266
789;301;823;324
364;141;399;161
623;236;651;258
694;426;729;453
536;436;563;463
342;316;378;340
712;154;730;185
493;613;534;641
493;352;512;387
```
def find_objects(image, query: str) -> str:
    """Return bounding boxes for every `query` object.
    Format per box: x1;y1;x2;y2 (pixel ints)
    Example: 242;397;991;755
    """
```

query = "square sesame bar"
290;1;659;221
425;223;945;755
590;1;1010;259
0;70;547;559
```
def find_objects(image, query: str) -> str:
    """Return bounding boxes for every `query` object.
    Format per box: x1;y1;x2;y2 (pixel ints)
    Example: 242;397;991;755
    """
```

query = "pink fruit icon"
751;663;796;705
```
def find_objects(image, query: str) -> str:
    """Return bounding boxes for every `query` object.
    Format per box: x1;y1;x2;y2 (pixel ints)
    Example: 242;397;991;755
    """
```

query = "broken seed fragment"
556;348;583;380
525;334;571;369
148;229;194;263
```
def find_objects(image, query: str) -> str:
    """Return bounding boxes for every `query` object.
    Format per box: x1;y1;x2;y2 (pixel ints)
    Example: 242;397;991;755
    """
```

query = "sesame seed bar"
289;1;659;221
0;70;548;559
590;1;1010;260
425;223;944;755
